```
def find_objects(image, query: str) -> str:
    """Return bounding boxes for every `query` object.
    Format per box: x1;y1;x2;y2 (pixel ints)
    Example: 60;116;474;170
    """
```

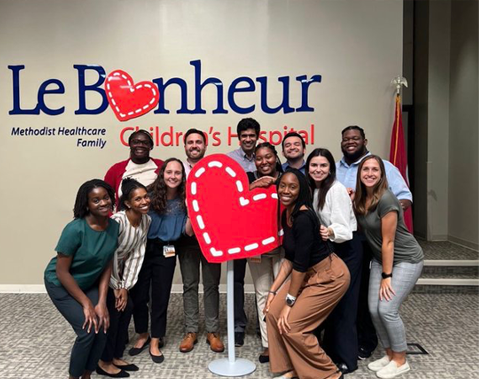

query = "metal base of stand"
208;358;256;377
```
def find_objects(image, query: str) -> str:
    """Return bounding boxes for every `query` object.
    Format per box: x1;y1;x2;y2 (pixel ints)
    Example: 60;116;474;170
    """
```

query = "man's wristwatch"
285;293;296;307
381;272;393;279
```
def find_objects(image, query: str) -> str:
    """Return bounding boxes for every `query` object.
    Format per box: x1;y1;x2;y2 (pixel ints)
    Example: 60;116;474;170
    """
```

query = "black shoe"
358;346;373;360
128;336;151;356
258;354;270;364
113;363;139;372
149;349;165;364
158;337;165;348
96;366;129;378
234;332;244;347
336;362;357;374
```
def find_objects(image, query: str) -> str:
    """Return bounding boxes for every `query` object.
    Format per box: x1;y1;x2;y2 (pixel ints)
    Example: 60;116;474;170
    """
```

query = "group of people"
44;118;424;379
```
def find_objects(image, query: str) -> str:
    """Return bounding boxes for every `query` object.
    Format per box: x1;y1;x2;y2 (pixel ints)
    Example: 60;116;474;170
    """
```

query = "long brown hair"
353;155;389;215
148;158;186;213
306;148;336;211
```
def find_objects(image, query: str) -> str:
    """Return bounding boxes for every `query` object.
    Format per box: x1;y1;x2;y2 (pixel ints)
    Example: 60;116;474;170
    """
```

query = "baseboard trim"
424;260;479;266
0;284;257;294
448;236;479;251
417;278;479;286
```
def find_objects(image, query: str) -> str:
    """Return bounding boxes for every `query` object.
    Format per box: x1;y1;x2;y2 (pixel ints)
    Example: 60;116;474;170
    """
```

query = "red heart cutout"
105;70;160;122
186;154;282;264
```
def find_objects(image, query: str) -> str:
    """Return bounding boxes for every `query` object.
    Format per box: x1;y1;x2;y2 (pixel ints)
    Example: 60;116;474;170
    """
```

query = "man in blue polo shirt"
336;125;413;365
337;125;412;209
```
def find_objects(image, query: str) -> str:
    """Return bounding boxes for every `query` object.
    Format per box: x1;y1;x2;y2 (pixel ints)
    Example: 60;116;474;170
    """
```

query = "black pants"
101;288;134;362
357;238;378;353
45;279;107;378
234;258;248;332
130;239;177;338
321;232;363;370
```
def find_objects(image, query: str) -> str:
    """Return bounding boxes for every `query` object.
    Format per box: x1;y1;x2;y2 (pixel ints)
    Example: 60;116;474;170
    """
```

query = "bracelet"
268;290;277;295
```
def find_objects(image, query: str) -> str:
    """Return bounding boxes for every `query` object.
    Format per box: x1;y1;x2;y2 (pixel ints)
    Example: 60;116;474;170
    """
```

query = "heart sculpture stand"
208;260;256;377
186;154;283;377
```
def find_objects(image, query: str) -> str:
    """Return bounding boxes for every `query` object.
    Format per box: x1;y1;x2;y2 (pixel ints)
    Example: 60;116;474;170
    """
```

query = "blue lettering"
256;76;294;114
37;79;65;115
228;77;256;114
191;60;227;114
295;75;321;112
153;77;192;114
74;65;108;115
8;65;41;115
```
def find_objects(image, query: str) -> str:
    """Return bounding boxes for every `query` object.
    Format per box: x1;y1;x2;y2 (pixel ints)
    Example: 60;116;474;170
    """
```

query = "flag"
389;94;414;232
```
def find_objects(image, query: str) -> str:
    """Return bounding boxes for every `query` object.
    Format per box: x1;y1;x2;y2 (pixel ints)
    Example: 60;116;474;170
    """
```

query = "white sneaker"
368;356;391;372
376;361;410;379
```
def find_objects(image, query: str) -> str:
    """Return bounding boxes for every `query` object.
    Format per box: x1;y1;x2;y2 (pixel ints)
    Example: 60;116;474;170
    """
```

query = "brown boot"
206;332;225;353
179;332;197;353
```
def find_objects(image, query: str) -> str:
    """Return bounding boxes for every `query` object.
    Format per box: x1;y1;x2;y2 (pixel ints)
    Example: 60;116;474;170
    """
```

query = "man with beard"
227;118;261;347
178;128;224;353
104;129;163;207
281;132;306;174
336;125;412;367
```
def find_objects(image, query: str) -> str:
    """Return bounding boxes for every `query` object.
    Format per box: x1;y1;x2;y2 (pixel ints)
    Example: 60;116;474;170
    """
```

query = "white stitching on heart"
195;167;206;178
210;248;223;257
226;167;236;177
262;237;275;245
189;162;283;258
203;232;211;244
106;71;157;119
196;215;205;229
236;181;243;192
208;161;223;168
239;197;249;206
245;243;259;251
192;200;199;212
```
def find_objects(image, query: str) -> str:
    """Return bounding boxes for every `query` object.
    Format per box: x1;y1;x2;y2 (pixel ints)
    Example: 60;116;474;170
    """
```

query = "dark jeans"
101;288;134;362
130;239;177;338
234;258;248;332
321;232;363;369
45;279;107;378
357;238;378;353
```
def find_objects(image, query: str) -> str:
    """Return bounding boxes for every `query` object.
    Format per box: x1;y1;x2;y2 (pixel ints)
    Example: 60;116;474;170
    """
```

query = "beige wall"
448;0;479;248
412;0;478;248
0;0;403;288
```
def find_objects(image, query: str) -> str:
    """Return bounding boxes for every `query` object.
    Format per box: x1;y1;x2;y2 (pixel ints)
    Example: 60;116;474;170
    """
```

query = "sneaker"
358;346;373;360
367;356;391;372
376;361;410;379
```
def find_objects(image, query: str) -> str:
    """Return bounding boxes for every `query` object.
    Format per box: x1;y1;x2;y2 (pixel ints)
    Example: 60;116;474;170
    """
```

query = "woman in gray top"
354;155;423;379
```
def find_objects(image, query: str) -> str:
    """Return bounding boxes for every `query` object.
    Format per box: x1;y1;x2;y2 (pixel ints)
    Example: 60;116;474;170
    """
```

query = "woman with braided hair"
44;179;119;379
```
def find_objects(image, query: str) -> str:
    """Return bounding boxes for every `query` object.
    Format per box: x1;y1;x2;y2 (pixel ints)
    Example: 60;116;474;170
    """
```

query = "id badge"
249;255;261;264
163;245;176;258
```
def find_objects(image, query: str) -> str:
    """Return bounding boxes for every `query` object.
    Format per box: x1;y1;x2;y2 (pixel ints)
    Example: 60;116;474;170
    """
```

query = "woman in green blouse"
44;179;119;379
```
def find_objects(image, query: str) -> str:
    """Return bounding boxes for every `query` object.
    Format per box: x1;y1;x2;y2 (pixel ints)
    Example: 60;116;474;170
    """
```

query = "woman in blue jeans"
354;155;423;379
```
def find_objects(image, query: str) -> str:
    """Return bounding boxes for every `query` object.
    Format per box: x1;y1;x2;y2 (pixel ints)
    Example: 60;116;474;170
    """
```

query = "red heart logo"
105;70;160;122
186;154;282;264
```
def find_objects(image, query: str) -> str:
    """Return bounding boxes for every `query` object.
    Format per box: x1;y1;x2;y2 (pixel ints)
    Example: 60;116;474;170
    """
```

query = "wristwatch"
285;293;296;307
381;272;393;279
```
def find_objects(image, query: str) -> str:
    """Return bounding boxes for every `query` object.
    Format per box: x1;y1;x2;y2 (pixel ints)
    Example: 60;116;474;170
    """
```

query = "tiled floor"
1;292;478;379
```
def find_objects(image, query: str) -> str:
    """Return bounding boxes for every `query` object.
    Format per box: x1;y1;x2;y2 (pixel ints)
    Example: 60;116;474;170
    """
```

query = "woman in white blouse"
96;178;151;378
306;148;363;375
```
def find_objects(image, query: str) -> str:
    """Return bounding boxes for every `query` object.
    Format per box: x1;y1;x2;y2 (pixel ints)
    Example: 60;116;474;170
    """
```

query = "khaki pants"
266;254;350;379
248;247;284;348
